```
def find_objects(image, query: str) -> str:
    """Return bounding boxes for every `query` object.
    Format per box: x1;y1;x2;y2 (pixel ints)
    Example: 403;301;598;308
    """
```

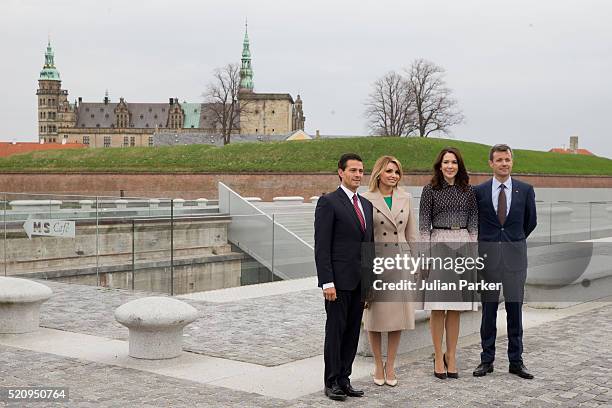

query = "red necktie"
352;194;366;232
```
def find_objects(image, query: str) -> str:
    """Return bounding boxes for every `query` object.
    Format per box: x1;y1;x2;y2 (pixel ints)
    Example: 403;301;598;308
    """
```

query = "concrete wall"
1;217;246;294
3;172;612;201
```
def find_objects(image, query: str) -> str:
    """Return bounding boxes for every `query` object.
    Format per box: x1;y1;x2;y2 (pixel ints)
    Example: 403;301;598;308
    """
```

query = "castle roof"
76;102;171;129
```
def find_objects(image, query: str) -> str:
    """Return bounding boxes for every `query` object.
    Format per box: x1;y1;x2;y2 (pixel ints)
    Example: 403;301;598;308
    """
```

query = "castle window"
272;129;275;133
100;108;104;112
145;123;149;128
255;128;258;133
123;136;129;147
194;109;197;113
148;108;152;112
96;124;100;128
83;136;90;145
162;108;165;112
85;107;89;112
104;136;111;148
40;126;43;132
130;136;135;147
272;110;275;114
154;114;158;119
91;114;95;118
159;123;163;128
140;114;144;119
82;124;86;127
110;124;115;128
105;114;109;119
191;125;194;128
148;136;154;146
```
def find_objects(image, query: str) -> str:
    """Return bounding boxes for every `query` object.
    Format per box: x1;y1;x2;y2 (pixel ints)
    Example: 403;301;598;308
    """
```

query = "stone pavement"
1;279;611;407
39;280;325;366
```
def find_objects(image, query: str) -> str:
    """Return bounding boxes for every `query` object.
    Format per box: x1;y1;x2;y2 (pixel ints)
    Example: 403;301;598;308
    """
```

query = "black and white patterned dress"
419;180;479;311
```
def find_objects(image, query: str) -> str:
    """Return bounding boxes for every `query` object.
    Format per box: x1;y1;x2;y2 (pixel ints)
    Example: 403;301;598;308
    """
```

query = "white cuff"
322;282;335;289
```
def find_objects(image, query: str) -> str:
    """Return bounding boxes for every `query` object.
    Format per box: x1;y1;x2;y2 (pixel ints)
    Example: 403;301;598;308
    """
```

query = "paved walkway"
1;279;611;407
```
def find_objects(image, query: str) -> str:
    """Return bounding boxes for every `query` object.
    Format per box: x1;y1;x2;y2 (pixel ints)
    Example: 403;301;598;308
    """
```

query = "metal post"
271;214;275;283
589;202;593;240
95;196;100;287
3;194;7;276
170;199;174;296
131;219;135;290
549;203;552;244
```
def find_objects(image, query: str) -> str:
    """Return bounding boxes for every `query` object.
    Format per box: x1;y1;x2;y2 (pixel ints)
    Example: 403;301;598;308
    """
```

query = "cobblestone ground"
2;286;610;407
38;280;325;366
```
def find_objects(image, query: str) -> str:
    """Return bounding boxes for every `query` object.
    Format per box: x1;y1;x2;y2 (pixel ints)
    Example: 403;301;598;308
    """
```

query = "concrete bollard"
114;199;128;209
149;199;161;209
114;297;199;359
196;198;208;208
9;200;62;212
79;199;94;210
273;196;305;205
0;277;53;334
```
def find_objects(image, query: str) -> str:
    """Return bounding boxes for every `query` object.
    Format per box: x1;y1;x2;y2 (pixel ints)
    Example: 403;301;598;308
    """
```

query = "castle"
36;27;305;147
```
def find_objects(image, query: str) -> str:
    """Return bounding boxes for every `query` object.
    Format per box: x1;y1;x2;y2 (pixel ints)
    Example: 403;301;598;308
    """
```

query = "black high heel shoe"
444;353;459;379
434;355;447;379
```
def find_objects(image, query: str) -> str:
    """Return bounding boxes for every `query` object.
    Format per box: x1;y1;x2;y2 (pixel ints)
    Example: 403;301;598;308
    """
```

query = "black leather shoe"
509;363;534;379
324;384;347;401
443;353;459;379
340;384;364;397
434;357;447;379
473;362;494;377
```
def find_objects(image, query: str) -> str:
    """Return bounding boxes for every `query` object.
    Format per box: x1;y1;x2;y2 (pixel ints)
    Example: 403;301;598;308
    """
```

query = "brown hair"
430;147;470;191
489;144;513;161
368;156;403;192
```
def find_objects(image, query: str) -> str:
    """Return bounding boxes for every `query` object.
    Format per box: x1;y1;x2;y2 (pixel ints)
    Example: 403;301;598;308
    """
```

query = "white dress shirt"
322;185;365;290
492;176;512;216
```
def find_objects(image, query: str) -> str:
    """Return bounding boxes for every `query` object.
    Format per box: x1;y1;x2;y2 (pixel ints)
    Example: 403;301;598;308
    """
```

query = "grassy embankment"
0;137;610;175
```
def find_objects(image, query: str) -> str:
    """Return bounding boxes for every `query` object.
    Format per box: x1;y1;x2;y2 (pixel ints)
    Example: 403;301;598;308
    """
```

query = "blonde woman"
362;156;421;386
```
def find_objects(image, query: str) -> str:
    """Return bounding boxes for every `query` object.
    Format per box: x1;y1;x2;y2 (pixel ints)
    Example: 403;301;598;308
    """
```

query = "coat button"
399;221;403;224
394;231;397;235
381;221;384;224
377;210;380;213
384;243;388;247
383;232;387;236
401;210;403;213
501;228;504;231
395;243;398;246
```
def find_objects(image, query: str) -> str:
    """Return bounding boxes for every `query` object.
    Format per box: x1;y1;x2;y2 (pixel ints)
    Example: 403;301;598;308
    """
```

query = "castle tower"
239;22;254;92
36;41;74;143
292;94;305;131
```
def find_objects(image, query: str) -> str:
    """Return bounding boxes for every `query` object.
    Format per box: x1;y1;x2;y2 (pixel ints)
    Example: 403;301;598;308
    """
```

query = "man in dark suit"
473;144;537;380
315;153;374;401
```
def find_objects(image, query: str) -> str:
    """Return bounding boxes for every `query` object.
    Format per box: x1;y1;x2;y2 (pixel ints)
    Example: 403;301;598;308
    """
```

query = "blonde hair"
369;155;403;192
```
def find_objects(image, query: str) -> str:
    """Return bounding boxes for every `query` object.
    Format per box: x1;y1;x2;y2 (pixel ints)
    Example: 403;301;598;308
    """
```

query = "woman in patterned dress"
419;147;478;379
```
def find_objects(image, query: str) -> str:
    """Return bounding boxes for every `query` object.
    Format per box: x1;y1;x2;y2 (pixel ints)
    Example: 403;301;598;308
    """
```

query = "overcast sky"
1;0;611;157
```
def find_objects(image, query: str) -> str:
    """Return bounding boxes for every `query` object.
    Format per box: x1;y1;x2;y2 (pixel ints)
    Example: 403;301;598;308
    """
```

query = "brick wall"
2;172;612;200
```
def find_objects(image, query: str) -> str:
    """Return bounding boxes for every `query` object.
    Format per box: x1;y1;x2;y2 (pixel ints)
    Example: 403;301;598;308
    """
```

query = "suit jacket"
315;187;375;291
475;177;537;271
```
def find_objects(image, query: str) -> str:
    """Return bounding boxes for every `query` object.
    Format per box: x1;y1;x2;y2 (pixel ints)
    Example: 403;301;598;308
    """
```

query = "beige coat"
361;188;422;332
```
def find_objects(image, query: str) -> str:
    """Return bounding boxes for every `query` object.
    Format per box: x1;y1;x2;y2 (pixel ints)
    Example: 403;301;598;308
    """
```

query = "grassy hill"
0;137;610;175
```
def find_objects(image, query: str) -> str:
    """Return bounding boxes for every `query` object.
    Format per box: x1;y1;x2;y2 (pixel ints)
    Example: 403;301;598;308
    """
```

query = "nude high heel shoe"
384;363;398;387
372;364;385;386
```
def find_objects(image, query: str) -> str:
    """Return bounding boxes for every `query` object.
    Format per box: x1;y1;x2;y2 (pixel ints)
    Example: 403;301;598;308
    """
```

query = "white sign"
23;219;76;239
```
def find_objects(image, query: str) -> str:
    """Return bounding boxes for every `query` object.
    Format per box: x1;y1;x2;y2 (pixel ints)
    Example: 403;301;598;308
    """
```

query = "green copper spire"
39;40;61;81
239;21;254;91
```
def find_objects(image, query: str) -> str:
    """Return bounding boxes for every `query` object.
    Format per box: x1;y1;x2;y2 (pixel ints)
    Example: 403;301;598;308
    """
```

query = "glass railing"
3;189;612;298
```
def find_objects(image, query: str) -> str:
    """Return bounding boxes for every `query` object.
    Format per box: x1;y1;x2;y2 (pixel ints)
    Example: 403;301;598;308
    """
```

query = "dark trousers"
324;285;364;388
480;267;526;365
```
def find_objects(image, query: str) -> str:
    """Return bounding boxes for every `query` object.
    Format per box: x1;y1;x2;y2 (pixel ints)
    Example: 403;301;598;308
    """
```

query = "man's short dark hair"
338;153;363;171
489;144;513;161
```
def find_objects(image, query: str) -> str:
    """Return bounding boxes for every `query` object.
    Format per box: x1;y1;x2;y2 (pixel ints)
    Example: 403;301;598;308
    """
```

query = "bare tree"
203;63;250;145
405;59;464;137
365;71;415;136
